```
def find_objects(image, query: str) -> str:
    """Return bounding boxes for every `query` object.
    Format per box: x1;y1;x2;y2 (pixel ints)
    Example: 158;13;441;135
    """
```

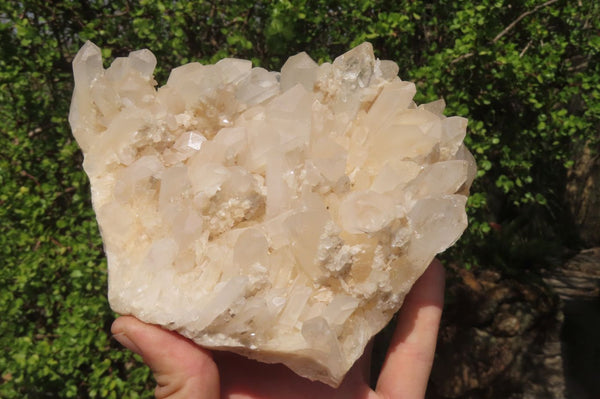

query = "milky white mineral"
69;41;476;387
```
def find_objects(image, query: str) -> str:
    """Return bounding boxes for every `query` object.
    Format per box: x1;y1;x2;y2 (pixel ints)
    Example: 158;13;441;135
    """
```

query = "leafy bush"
1;0;598;396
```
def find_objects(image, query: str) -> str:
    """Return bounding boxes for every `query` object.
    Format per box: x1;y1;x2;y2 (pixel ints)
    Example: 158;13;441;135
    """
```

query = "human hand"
112;259;445;399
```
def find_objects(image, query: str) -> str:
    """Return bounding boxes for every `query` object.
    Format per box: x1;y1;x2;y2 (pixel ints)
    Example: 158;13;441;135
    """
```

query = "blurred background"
0;1;598;397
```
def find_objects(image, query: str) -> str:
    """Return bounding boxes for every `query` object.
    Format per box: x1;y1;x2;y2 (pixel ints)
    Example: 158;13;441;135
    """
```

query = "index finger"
375;259;445;399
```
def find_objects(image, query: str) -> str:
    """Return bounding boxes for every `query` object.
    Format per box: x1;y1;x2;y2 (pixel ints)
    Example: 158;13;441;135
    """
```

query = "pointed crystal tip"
73;41;103;87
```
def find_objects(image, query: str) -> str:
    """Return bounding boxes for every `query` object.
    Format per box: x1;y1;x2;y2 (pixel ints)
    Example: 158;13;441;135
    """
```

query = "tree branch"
450;52;474;64
492;0;559;44
519;40;533;57
450;0;559;64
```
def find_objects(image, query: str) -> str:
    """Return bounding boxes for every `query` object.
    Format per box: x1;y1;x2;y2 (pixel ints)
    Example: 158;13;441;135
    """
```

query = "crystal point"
73;41;103;87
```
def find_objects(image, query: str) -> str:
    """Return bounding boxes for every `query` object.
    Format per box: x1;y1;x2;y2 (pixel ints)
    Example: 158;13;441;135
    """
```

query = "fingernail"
112;332;143;356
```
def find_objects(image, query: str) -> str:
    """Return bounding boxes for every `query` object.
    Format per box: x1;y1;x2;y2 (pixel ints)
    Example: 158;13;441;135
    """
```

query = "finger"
112;316;220;399
376;259;445;399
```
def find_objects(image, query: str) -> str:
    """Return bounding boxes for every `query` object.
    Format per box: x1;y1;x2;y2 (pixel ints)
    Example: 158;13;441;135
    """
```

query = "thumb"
112;316;220;399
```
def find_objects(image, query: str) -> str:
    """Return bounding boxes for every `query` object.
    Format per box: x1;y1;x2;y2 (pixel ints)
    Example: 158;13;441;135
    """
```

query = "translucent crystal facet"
69;41;476;387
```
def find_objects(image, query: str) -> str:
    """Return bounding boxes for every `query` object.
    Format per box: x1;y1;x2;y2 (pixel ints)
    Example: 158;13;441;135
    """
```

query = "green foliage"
1;0;598;395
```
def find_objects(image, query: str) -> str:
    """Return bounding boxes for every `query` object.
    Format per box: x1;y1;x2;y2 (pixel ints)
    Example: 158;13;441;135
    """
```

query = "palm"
215;350;375;399
112;260;445;399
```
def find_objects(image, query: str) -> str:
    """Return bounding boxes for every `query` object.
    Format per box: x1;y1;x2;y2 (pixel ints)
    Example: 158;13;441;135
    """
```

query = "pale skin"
112;259;445;399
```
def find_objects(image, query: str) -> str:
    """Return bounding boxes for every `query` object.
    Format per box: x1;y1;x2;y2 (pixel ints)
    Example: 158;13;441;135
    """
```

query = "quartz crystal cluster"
69;41;476;387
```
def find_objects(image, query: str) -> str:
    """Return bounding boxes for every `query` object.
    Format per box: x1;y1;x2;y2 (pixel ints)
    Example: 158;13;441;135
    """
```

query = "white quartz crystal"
70;41;475;387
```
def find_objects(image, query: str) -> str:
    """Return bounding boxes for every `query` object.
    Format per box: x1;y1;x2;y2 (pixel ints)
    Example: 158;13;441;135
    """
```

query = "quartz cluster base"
69;41;476;387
